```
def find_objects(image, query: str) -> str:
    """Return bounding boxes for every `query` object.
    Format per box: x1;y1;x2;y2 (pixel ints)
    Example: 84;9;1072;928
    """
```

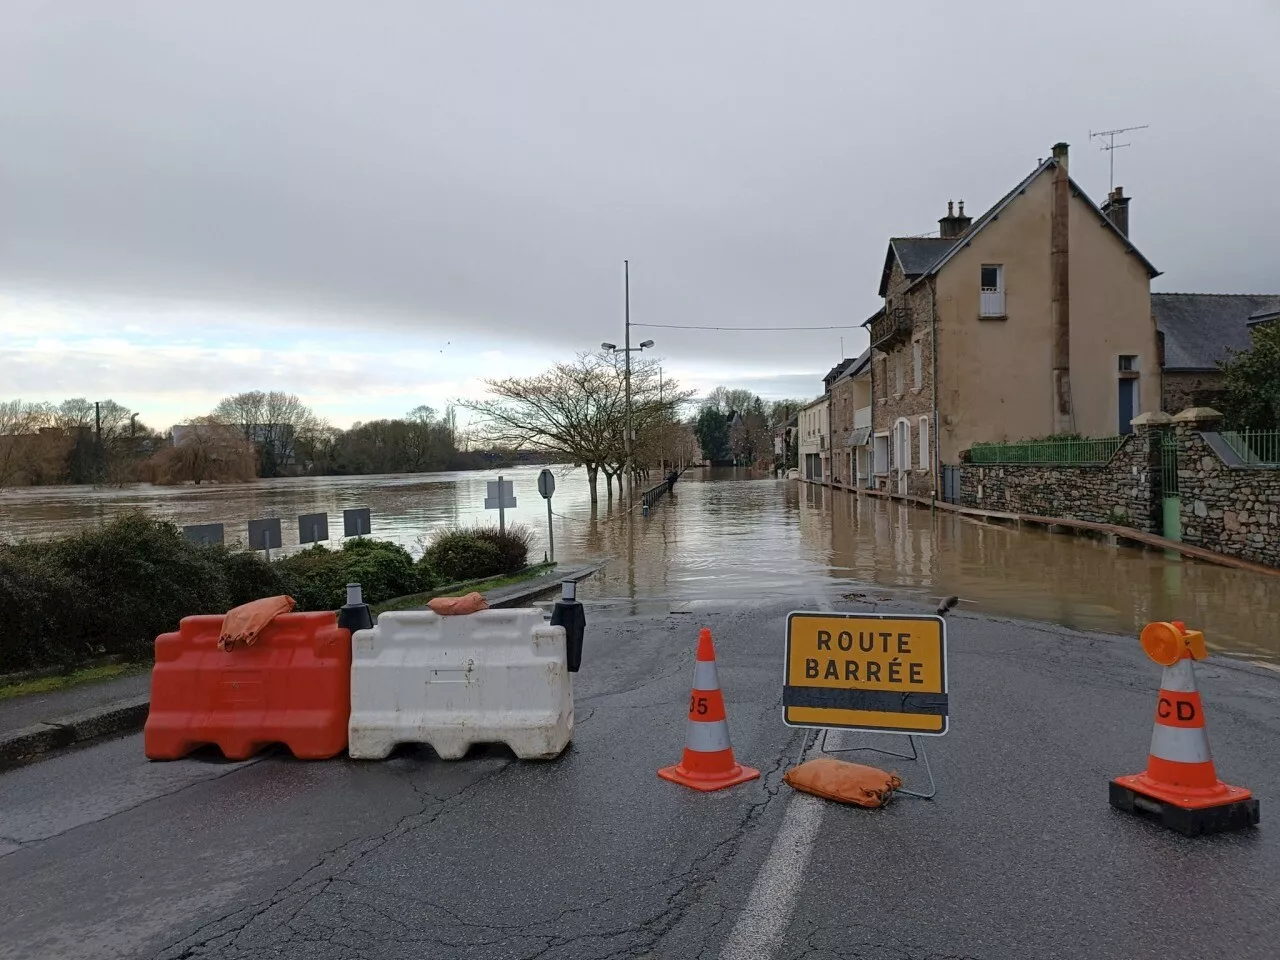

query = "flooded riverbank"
3;467;1277;660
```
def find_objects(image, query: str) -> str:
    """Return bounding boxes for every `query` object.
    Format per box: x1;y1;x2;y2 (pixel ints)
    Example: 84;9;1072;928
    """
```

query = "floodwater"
3;467;1278;660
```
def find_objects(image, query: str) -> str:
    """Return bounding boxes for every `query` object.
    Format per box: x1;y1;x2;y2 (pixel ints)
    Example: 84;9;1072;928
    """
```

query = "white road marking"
718;791;826;960
718;597;833;960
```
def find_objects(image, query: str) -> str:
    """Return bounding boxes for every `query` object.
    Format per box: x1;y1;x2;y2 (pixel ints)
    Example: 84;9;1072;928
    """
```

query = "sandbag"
217;595;297;651
428;592;489;616
783;757;903;808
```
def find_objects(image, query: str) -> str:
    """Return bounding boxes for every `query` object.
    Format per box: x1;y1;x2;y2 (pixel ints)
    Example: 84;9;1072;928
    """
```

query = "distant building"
866;142;1161;498
797;396;829;482
1154;293;1280;413
827;349;872;487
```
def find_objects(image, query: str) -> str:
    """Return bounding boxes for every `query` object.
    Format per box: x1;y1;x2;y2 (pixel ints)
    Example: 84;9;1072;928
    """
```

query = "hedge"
0;512;518;673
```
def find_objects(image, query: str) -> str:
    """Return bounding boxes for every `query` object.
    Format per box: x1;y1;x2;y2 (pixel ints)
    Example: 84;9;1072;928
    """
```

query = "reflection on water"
3;467;1278;659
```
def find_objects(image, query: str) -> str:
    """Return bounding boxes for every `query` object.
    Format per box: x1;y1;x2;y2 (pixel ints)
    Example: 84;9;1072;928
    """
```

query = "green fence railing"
968;436;1126;465
1221;430;1280;467
1160;432;1179;495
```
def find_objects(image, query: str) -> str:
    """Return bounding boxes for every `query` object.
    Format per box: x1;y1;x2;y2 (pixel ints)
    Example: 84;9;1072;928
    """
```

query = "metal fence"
1160;432;1179;495
968;436;1126;465
1221;430;1280;467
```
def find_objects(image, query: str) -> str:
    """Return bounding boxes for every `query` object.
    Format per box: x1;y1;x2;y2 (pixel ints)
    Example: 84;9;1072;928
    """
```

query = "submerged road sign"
783;612;949;735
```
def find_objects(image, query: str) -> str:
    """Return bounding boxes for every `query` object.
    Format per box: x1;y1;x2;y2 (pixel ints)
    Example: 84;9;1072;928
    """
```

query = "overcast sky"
3;1;1277;429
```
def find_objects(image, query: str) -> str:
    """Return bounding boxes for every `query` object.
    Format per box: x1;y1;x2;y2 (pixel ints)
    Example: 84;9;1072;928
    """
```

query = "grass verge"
370;562;556;616
0;663;149;701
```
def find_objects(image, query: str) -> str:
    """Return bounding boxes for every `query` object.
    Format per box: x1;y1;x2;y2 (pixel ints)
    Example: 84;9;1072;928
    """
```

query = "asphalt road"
2;597;1278;960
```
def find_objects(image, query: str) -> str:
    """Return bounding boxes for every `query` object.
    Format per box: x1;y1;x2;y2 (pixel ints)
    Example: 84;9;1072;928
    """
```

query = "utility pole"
601;262;652;499
624;259;632;498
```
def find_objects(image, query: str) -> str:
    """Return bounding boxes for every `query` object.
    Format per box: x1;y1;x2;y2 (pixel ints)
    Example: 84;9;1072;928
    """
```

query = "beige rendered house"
865;142;1161;499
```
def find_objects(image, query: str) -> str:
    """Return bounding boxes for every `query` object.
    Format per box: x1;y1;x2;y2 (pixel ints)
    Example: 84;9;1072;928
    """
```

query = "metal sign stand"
484;476;517;534
795;727;936;799
537;469;556;563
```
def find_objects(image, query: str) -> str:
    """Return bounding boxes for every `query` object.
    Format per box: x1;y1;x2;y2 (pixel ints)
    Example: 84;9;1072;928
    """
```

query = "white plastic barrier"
348;608;573;760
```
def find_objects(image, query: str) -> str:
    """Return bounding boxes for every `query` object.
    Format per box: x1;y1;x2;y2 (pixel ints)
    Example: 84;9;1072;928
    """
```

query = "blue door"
1118;378;1136;434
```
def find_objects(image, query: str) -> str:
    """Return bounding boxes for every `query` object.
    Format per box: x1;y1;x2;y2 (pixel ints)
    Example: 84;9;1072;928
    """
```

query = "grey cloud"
2;0;1278;381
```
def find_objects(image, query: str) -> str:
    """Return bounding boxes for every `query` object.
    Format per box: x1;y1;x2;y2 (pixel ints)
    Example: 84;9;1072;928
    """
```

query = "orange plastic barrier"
145;611;351;761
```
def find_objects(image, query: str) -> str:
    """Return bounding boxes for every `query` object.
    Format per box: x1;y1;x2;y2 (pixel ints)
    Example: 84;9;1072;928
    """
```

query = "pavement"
1;595;1277;959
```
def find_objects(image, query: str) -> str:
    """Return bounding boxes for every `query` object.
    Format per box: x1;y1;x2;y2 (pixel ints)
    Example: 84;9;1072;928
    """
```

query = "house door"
1118;377;1137;434
895;421;910;496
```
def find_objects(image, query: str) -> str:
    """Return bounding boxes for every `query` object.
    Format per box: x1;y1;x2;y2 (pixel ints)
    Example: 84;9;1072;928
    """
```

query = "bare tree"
0;400;53;486
147;416;255;484
211;390;325;477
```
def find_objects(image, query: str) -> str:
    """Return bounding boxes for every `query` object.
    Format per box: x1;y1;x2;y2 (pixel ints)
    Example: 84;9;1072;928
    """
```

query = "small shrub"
214;548;290;607
473;525;532;574
276;539;426;611
276;545;348;612
423;530;504;584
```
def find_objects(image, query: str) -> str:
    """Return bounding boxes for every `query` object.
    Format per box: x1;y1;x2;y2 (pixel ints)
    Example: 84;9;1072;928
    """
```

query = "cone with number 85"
659;628;760;792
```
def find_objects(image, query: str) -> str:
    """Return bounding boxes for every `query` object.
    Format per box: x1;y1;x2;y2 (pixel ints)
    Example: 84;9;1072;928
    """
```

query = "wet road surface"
2;595;1278;960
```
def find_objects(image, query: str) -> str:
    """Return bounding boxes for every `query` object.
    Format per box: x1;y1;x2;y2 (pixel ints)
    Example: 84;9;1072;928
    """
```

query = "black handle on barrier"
550;580;586;672
337;582;374;632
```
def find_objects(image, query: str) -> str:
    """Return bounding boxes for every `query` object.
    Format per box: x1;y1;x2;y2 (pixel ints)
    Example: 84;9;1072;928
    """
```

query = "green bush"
473;525;532;574
422;530;505;584
0;513;443;673
0;547;83;672
276;538;426;611
215;547;290;607
50;512;232;662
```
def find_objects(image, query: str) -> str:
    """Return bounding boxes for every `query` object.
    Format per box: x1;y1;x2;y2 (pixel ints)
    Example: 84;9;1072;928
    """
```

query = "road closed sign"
784;612;949;735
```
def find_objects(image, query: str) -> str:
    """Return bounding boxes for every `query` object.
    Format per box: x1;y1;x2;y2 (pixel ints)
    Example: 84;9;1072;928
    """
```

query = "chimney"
1101;185;1130;237
938;198;974;239
1050;142;1073;433
1051;141;1069;172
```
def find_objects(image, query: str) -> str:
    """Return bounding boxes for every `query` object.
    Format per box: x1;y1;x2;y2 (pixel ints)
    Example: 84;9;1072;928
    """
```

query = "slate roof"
876;155;1160;297
891;238;953;277
831;347;872;385
1153;293;1280;370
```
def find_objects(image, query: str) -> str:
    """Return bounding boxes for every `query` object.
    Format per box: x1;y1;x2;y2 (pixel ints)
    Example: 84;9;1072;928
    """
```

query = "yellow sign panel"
784;612;949;735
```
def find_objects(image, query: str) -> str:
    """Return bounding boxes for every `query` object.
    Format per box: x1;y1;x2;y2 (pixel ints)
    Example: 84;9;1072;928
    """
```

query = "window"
1119;354;1137;371
895;355;905;395
980;264;1005;318
912;341;923;388
918;416;930;470
873;434;890;475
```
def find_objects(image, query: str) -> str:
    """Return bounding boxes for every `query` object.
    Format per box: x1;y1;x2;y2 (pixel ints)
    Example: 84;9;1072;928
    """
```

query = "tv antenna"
1090;125;1149;191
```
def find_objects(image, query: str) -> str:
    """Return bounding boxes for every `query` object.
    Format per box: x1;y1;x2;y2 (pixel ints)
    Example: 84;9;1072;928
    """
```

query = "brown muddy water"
2;466;1277;661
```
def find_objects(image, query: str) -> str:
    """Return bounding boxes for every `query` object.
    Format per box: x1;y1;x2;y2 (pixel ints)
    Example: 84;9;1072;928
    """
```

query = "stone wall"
1176;412;1280;568
1162;370;1226;415
958;426;1162;532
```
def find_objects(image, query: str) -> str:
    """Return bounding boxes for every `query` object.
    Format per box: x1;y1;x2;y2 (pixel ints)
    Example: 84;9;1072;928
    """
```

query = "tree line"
0;392;529;488
692;387;806;469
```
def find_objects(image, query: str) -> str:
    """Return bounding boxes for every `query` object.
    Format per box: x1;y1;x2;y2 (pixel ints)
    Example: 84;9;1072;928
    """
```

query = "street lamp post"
601;261;654;498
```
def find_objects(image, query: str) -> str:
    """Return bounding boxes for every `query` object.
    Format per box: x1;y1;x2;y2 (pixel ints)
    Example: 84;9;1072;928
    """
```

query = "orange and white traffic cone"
1110;620;1259;836
658;628;760;792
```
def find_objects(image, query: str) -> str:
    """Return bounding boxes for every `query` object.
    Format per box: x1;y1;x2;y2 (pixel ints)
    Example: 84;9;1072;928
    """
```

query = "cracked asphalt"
2;596;1278;960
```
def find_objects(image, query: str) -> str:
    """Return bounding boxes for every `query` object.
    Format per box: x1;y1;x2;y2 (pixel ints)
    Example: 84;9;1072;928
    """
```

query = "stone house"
865;142;1162;499
827;349;872;488
1154;293;1280;413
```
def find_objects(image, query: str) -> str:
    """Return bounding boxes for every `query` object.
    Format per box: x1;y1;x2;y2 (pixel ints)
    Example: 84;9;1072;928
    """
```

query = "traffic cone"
658;628;760;792
1110;621;1259;835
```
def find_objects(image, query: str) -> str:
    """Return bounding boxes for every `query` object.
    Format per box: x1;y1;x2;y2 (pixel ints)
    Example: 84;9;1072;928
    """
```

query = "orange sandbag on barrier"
428;592;489;616
145;610;351;761
784;757;903;808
